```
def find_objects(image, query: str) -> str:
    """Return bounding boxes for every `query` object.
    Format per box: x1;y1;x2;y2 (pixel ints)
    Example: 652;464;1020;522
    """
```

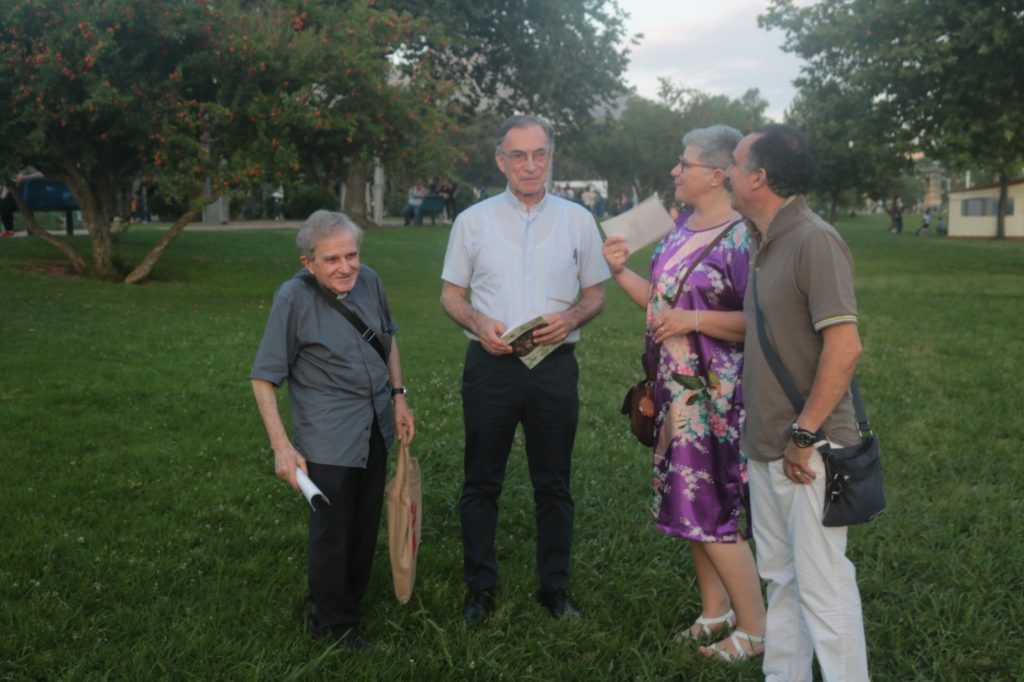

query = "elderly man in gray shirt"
251;210;414;650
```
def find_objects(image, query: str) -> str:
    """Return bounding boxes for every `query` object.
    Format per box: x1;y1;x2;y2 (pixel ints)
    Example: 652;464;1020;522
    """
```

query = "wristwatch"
791;422;817;448
391;386;407;397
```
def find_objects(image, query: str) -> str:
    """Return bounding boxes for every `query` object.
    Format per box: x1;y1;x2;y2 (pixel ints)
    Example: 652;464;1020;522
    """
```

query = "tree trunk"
828;190;839;224
996;173;1008;240
345;159;374;228
122;196;208;284
8;187;87;273
55;165;117;279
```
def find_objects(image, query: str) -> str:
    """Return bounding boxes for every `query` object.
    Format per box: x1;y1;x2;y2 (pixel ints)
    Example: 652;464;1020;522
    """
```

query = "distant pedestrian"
915;208;931;236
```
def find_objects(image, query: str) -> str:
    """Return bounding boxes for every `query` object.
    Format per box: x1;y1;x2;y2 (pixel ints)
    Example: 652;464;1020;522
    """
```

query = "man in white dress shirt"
440;115;609;625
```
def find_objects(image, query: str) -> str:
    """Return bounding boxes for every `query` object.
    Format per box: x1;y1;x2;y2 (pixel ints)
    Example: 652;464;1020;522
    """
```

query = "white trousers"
748;453;870;682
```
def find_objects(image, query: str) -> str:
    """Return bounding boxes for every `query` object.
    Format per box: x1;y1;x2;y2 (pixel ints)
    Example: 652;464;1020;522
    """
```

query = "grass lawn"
1;214;1021;681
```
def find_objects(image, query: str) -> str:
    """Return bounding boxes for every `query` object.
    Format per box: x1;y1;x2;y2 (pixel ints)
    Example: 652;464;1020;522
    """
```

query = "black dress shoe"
463;588;496;625
538;587;582;619
336;628;375;651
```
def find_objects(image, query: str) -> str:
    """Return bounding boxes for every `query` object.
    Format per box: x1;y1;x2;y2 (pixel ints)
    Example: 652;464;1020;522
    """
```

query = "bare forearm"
564;284;606;331
440;283;484;336
251;379;291;451
695;310;745;343
387;339;405;388
797;324;862;432
612;268;649;309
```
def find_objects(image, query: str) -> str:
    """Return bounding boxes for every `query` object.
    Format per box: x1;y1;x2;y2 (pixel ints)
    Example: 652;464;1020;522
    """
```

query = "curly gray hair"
681;125;743;170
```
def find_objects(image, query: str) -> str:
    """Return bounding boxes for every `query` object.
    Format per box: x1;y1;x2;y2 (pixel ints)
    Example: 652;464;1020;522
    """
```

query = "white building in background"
947;178;1023;239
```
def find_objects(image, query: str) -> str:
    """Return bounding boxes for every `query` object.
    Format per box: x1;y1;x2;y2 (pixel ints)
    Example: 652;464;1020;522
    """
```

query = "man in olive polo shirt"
727;124;869;680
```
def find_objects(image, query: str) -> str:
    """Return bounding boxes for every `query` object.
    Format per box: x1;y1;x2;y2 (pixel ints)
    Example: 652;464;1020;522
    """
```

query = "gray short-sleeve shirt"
741;197;860;461
251;266;396;467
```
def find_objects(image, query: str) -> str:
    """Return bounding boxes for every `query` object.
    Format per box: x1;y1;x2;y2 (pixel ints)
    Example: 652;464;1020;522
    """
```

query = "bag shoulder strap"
665;218;745;308
751;274;872;435
300;273;389;364
645;218;744;380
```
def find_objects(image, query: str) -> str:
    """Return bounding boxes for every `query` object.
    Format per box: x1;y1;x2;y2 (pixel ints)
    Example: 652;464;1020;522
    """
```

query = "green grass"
1;215;1021;681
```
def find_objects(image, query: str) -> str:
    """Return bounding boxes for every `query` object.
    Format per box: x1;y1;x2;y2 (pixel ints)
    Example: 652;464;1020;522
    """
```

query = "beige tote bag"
385;441;421;603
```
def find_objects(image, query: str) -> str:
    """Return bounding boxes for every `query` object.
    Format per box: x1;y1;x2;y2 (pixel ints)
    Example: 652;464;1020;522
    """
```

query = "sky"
616;0;806;121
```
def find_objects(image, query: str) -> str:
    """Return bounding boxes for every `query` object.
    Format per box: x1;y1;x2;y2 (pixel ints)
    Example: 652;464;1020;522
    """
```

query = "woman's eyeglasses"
677;156;719;172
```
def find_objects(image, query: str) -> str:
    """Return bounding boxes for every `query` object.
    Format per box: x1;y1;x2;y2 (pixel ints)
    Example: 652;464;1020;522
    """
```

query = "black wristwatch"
791;422;817;448
391;386;407;397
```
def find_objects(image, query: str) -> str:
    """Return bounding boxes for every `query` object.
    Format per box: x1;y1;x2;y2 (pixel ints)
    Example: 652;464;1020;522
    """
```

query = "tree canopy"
762;0;1024;236
558;84;767;204
0;0;458;281
379;0;636;135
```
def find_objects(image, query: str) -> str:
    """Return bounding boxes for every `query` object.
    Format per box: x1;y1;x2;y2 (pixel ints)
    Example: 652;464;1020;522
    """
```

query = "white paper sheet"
600;193;676;254
296;468;330;510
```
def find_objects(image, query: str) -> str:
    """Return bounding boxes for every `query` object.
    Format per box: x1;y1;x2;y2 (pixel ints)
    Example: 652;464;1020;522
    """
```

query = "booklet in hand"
501;313;558;369
600;193;676;254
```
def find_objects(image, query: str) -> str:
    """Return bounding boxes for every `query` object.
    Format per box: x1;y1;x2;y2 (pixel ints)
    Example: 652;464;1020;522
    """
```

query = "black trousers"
460;342;579;591
1;193;15;232
305;420;387;636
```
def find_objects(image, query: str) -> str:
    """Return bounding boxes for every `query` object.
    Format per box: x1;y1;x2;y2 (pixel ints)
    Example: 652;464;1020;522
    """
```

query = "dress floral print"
645;211;751;542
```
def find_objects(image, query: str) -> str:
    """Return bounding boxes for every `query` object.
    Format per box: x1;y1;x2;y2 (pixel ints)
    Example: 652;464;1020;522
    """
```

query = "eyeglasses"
677;155;719;172
499;148;551;166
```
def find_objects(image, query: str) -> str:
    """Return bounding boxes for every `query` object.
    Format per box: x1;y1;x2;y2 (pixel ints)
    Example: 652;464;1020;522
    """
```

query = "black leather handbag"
752;277;886;527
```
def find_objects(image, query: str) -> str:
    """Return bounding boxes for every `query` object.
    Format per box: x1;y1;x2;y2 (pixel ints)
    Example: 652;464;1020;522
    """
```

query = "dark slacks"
460;341;579;591
1;192;15;232
305;420;387;636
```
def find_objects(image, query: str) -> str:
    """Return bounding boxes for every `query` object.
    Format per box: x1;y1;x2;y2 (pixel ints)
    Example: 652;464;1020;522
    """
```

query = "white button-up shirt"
442;188;610;343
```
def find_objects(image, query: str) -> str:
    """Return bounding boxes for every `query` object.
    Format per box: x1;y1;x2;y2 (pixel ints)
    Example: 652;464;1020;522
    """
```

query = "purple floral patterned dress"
645;210;751;542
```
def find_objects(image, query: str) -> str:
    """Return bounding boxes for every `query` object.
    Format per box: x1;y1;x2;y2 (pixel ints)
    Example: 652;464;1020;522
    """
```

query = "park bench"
419;195;446;224
14;179;79;235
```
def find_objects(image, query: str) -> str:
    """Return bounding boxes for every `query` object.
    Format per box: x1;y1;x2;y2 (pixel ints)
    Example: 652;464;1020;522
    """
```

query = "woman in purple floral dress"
603;126;765;662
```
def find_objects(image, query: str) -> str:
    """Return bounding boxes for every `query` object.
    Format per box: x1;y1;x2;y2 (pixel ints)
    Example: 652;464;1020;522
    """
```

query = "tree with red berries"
0;0;457;282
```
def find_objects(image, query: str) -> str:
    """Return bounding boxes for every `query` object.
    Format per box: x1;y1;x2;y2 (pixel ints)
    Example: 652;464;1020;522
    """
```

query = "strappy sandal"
700;629;765;662
672;608;735;643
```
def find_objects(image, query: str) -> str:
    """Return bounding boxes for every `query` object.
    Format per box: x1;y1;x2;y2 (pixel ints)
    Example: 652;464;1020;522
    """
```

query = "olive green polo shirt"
740;197;860;462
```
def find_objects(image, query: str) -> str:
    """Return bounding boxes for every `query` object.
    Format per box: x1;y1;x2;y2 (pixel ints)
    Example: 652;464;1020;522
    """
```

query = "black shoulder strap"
645;218;744;380
666;218;745;309
751;273;871;436
300;274;389;364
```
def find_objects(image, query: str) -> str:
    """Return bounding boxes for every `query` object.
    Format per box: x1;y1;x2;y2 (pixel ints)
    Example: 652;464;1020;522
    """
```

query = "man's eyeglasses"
677;155;719;172
499;148;551;166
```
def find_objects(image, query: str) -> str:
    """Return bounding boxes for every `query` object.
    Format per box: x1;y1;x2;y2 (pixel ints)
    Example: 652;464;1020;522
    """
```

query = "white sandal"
673;608;735;642
700;629;765;662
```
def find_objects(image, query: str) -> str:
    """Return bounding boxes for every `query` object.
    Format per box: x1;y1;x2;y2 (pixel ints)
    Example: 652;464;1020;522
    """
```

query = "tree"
379;0;635;134
786;79;912;223
559;85;767;204
762;0;1024;238
658;80;768;133
0;0;458;281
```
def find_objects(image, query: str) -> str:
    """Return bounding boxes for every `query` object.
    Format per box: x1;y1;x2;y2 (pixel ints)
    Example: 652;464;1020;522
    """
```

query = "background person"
403;180;428;226
1;169;45;237
250;210;415;650
440;114;609;625
603;125;765;662
728;124;869;680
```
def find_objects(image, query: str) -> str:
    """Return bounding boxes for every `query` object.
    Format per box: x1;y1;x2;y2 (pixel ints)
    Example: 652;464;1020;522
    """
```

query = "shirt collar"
756;195;804;247
501;186;549;214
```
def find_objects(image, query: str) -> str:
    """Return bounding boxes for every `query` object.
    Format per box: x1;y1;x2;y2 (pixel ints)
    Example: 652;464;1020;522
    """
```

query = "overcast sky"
617;0;807;121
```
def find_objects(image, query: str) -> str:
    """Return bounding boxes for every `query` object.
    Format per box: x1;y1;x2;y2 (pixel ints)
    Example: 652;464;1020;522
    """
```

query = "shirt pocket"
547;260;579;305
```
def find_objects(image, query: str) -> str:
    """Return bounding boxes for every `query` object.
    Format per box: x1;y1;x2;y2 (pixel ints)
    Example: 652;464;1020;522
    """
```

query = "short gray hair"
494;115;556;153
295;210;363;260
681;125;743;170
